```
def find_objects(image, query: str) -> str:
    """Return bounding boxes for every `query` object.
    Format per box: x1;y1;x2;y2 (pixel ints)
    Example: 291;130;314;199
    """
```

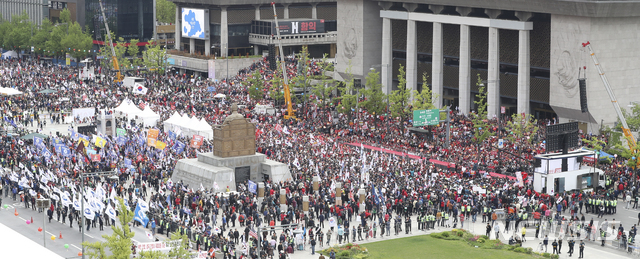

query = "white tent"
163;111;182;132
139;106;160;127
0;87;23;96
1;51;18;59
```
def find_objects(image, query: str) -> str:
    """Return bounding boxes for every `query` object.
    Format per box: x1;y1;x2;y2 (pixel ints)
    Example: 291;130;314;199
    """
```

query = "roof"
550;105;597;124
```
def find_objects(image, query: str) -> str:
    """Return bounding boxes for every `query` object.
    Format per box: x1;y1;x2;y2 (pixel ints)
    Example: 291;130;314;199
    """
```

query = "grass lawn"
362;235;536;259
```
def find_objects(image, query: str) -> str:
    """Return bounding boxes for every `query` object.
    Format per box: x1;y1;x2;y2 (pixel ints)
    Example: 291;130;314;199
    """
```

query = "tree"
167;233;191;259
411;72;438;111
310;54;337;112
471;74;495;158
335;62;358;123
156;0;176;24
82;197;134;259
504;113;538;144
360;68;386;116
128;39;143;68
100;33;130;70
269;62;285;107
248;69;264;101
143;40;168;78
61;21;93;64
30;19;53;55
3;11;31;52
388;64;411;123
0;20;11;50
619;103;640;132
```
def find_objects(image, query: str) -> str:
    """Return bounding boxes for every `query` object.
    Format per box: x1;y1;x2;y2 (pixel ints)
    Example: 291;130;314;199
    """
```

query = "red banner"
90;154;101;162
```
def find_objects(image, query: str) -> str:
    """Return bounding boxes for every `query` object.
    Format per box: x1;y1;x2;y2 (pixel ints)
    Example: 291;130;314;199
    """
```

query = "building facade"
85;0;156;42
0;0;85;27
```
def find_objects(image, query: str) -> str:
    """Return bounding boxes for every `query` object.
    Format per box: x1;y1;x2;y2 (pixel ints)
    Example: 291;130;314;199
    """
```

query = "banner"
147;138;157;147
95;136;107;148
147;129;159;139
190;135;204;148
515;171;524;187
116;128;126;136
90;154;101;162
208;59;215;80
248;180;257;194
156;141;167;150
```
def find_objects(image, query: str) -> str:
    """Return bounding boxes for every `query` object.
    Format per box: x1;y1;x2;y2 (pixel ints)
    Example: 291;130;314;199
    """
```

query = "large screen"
273;20;325;35
181;8;209;39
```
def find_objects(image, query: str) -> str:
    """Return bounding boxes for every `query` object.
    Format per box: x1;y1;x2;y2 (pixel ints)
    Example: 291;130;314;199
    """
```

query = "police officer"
568;236;575;256
579;240;585;258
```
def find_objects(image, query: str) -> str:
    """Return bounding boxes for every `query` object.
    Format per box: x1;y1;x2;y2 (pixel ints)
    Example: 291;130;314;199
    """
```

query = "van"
123;77;145;88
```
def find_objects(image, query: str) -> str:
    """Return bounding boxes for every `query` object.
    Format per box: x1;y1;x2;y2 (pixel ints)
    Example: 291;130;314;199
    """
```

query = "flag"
95;136;107;148
155;141;167;150
34;136;45;150
83;207;95;220
247;180;257;194
133;83;148;95
137;198;149;212
249;228;258;239
106;204;117;220
168;131;177;140
76;141;86;154
372;185;380;205
110;187;117;204
134;203;149;226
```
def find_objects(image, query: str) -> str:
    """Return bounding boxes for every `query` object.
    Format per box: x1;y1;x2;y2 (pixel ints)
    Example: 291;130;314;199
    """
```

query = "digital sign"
273;20;325;35
181;8;209;39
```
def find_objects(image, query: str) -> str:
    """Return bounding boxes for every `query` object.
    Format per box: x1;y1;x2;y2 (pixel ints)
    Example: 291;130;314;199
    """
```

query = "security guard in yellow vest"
483;206;489;222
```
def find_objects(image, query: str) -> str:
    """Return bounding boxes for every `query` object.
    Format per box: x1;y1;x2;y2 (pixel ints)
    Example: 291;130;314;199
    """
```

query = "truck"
123;77;145;88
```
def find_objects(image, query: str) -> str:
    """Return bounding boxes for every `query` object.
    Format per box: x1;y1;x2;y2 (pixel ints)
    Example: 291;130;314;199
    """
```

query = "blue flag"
134;203;149;227
248;180;257;194
167;131;176;140
372;185;380;205
34;136;45;150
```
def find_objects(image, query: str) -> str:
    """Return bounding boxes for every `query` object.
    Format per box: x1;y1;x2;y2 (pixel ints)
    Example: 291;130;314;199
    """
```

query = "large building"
85;0;156;42
0;0;85;27
167;0;640;130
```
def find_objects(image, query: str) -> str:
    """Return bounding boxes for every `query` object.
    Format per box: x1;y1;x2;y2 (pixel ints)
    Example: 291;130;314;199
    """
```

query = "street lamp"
481;79;502;171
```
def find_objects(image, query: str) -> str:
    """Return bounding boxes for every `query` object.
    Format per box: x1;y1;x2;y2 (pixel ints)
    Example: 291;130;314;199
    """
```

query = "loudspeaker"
579;78;588;113
534;158;542;168
577;156;583;163
268;44;277;71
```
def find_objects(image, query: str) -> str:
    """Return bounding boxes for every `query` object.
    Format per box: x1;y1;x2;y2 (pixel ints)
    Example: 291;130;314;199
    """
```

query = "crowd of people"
0;55;638;259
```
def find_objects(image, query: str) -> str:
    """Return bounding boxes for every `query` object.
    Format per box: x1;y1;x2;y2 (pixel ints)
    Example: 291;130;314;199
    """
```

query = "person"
579;240;585;258
521;226;526;242
568;236;575;257
494;223;500;240
486;223;492;237
318;253;325;259
552;239;558;255
310;237;316;255
543;235;549;252
558;238;562;254
535;223;540;238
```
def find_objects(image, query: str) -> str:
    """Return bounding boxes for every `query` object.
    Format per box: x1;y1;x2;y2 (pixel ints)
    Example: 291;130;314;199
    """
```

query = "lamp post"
481;79;502;172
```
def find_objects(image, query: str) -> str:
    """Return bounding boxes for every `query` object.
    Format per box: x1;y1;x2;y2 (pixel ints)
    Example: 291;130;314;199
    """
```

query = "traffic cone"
31;217;34;224
14;209;18;216
59;232;63;239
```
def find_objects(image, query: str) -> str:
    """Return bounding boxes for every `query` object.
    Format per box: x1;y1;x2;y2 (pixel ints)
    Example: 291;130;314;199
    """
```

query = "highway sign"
413;109;440;126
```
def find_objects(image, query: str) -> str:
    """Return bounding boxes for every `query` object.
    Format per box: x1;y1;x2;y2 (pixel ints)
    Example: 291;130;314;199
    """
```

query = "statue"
213;103;256;157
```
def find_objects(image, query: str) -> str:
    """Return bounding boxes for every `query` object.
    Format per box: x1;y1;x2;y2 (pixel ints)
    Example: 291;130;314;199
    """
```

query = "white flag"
83;207;95;220
137;198;149;212
106;204;117;221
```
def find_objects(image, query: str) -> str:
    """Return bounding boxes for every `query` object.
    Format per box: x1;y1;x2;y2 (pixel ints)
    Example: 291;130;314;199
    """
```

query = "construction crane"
98;0;123;83
271;2;296;120
582;41;638;155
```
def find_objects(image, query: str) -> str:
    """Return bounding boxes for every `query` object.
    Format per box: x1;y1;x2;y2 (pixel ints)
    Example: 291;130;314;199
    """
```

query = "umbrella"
214;93;226;98
20;132;49;140
38;89;58;94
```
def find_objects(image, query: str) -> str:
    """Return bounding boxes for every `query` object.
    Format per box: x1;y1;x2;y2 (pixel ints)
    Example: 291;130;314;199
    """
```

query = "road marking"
85;233;94;239
71;244;81;250
18;216;26;221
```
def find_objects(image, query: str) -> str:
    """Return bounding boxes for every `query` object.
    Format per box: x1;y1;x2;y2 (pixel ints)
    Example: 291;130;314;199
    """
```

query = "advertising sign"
208;59;215;79
412;109;440;126
273;20;325;35
181;8;210;39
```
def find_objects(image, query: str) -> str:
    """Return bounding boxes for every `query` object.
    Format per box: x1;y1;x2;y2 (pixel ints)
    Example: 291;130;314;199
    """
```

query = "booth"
533;149;605;194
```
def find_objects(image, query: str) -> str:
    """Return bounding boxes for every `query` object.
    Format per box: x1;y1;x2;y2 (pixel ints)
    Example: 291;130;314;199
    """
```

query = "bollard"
335;182;342;206
303;196;309;215
358;188;366;212
257;182;265;205
280;189;287;212
313;176;320;194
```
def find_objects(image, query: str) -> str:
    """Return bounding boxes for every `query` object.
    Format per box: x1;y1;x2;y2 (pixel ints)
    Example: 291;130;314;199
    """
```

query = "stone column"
381;17;393;95
406;19;417;95
487;27;500;118
174;6;181;50
190;38;195;54
254;5;261;20
280;189;287;212
205;39;211;56
311;3;318;19
335;182;342;206
257;182;265;204
459;24;471;115
517;29;530;115
284;4;290;19
303;196;309;215
313;176;320;194
432;22;444;108
221;6;228;57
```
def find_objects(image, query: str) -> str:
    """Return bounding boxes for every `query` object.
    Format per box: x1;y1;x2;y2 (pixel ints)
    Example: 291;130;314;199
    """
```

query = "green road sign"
413;109;440;126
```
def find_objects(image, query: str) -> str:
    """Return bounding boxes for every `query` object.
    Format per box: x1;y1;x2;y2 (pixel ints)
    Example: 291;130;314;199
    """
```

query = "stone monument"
172;103;292;191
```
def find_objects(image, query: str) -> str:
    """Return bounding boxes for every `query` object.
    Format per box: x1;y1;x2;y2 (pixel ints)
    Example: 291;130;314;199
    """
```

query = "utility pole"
80;170;115;259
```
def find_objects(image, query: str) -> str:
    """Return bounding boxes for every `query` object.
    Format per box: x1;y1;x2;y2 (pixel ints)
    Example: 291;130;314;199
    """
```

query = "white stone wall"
551;14;640;128
336;0;382;78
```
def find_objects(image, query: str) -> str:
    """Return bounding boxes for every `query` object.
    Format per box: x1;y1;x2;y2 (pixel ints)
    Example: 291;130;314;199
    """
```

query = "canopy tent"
38;88;58;94
138;106;160;127
114;99;143;118
20;132;49;140
0;87;23;96
163;111;182;132
1;51;18;59
214;93;226;98
163;114;213;139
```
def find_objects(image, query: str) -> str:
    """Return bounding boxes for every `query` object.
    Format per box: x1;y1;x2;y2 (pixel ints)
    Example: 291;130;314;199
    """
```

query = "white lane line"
71;244;82;250
85;233;94;238
18;216;26;221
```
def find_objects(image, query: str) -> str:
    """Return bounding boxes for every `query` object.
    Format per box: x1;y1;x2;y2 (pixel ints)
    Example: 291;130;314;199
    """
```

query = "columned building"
336;0;640;131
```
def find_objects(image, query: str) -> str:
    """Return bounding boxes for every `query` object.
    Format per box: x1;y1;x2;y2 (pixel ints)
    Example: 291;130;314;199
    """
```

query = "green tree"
292;46;312;111
471;74;495;157
60;8;71;24
360;68;386;116
335;62;358;122
269;63;285;107
142;40;168;78
82;197;134;259
248;69;264;101
127;39;143;67
167;233;191;259
504;113;538;144
30;19;53;55
310;54;336;113
619;103;640;132
0;20;11;50
411;72;438;111
3;11;31;52
389;64;411;123
100;33;130;70
61;21;93;64
156;0;176;24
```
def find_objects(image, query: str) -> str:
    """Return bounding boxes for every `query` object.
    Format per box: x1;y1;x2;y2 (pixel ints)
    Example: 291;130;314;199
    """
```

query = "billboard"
412;109;440;126
273;20;325;35
181;8;209;39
